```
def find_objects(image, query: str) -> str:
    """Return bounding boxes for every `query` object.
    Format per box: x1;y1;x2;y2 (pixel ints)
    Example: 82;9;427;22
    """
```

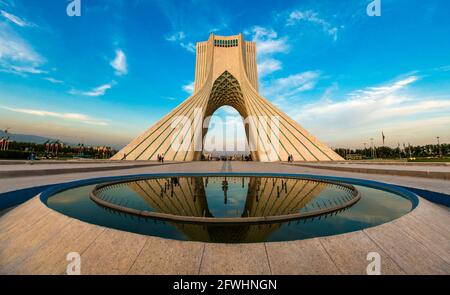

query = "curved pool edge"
28;172;423;244
88;176;361;224
38;172;421;210
2;163;450;275
2;191;449;275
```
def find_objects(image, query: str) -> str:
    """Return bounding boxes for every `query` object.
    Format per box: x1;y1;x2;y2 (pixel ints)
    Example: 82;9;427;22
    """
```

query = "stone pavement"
0;161;173;179
290;162;450;180
0;161;449;274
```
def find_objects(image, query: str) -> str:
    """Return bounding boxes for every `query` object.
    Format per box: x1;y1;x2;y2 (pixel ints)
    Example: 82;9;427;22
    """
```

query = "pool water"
46;176;413;243
91;177;356;218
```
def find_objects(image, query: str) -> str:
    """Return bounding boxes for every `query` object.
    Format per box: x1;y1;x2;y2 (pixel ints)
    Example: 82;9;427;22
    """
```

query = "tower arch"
112;34;343;162
202;71;253;160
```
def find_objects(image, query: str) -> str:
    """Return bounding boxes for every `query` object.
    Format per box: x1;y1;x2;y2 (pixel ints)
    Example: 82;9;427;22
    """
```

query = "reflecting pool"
46;176;413;243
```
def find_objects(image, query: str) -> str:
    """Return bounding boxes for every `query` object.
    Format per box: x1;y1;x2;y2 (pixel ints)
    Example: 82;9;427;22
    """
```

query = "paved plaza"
0;161;449;275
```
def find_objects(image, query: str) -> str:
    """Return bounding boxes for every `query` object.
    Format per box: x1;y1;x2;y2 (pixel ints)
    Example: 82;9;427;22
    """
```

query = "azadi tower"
112;33;343;162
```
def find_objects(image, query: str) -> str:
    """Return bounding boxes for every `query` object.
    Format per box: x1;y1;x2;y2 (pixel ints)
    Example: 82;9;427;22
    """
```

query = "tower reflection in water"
102;176;346;243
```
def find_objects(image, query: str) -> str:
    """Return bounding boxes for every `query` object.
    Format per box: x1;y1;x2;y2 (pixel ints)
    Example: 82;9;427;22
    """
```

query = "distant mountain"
0;131;56;144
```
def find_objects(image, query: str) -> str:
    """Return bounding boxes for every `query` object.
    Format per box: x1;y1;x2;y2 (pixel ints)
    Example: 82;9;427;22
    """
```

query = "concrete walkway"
0;161;175;178
290;162;450;180
0;162;449;274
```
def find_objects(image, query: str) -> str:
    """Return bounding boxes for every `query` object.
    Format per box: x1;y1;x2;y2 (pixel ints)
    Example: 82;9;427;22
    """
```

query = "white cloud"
165;31;186;42
348;76;418;99
288;75;450;147
0;31;40;63
0;105;109;126
245;26;289;55
82;84;113;97
166;31;196;53
0;0;11;6
180;42;196;53
110;49;128;76
0;23;45;75
69;83;115;97
7;65;46;74
163;96;177;101
320;82;339;101
295;76;420;122
244;26;289;78
182;81;194;94
261;70;321;102
0;10;35;27
257;58;282;78
44;77;64;84
287;10;338;41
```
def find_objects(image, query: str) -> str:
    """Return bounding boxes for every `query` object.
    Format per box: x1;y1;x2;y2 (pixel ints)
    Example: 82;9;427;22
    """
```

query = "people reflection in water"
122;176;348;243
126;176;334;219
222;177;229;204
170;177;179;186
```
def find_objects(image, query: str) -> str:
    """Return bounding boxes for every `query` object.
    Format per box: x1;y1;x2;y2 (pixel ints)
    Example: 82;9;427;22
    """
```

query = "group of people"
287;154;294;163
201;153;254;161
28;152;37;161
122;152;294;162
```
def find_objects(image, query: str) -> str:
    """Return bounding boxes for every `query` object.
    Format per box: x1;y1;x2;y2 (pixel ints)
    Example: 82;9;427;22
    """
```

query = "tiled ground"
0;161;449;274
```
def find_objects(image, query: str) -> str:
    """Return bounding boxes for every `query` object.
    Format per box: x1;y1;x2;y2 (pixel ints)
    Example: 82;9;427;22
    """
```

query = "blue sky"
0;0;449;149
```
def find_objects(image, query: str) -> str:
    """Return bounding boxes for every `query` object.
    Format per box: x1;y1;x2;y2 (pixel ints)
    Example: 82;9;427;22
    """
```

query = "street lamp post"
370;138;374;159
408;143;412;159
437;136;441;158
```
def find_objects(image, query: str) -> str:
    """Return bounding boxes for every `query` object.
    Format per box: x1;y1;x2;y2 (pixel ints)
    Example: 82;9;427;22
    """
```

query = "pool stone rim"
40;172;419;221
40;172;419;206
88;176;361;224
